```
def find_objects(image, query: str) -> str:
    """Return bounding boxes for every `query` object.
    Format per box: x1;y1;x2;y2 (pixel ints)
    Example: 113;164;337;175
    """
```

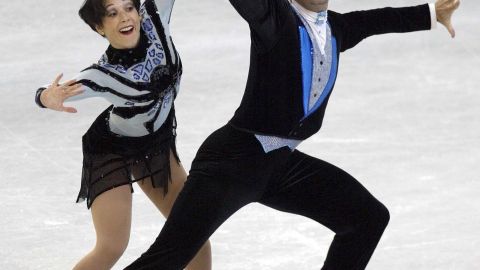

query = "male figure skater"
126;0;460;269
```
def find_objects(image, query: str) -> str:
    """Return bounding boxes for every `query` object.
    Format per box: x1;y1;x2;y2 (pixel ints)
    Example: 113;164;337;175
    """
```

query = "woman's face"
96;0;141;49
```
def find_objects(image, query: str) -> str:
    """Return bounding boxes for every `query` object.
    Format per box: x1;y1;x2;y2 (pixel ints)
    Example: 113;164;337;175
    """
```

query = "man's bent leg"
259;150;390;270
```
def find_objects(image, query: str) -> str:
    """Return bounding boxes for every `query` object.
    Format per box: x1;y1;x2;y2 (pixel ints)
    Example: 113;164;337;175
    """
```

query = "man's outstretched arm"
338;0;460;52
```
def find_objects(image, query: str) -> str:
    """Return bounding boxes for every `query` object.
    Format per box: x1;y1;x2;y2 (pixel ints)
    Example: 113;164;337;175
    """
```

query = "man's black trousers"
125;124;390;270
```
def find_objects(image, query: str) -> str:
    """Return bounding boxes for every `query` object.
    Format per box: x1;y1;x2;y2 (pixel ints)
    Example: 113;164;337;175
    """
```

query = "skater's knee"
379;203;390;226
351;199;390;233
370;201;390;230
95;236;130;261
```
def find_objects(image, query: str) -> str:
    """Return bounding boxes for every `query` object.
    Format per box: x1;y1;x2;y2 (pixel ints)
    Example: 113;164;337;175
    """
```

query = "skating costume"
126;1;435;269
35;0;182;208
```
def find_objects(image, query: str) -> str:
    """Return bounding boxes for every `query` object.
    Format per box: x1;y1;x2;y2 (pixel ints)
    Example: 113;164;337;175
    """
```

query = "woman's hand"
435;0;461;38
40;73;84;113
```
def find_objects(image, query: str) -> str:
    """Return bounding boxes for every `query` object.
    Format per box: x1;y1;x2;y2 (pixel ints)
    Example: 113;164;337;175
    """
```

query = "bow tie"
315;10;328;25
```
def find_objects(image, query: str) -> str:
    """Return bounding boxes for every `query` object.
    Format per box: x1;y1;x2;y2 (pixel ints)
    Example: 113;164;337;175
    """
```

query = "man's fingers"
453;0;460;9
445;0;460;9
444;17;456;38
449;0;459;38
448;24;456;38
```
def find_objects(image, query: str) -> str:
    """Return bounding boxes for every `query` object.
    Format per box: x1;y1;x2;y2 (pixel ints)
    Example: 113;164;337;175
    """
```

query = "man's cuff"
429;3;438;29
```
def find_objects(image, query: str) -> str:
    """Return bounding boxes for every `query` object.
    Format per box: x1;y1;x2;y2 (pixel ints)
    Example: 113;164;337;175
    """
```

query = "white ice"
0;0;479;269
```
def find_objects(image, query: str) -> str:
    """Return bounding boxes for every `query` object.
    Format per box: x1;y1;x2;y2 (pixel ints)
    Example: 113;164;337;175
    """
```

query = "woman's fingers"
42;74;83;113
65;88;85;98
52;73;63;86
62;106;78;113
61;83;83;94
61;78;78;88
60;84;84;113
52;83;84;112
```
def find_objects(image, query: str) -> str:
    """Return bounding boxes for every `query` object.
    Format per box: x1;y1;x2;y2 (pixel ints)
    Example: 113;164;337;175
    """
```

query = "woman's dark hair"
79;0;141;32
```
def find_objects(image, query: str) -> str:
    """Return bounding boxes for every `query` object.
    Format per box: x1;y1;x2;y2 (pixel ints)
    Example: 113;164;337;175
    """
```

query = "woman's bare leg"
73;185;132;270
137;151;212;270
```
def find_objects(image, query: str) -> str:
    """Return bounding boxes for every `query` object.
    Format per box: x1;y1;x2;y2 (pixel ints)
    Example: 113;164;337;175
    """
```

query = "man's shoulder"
326;10;346;34
326;10;342;23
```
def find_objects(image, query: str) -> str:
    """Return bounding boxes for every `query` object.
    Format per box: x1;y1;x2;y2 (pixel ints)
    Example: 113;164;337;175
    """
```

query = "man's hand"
435;0;460;38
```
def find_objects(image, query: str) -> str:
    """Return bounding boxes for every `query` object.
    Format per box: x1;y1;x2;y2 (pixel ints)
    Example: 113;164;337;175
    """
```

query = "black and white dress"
35;0;182;208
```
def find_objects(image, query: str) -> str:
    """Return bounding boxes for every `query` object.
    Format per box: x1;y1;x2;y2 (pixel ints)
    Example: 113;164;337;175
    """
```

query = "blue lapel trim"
301;32;338;120
299;25;313;116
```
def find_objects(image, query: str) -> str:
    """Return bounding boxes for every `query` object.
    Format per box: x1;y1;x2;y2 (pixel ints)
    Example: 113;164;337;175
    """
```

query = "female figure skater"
34;0;211;269
125;0;460;269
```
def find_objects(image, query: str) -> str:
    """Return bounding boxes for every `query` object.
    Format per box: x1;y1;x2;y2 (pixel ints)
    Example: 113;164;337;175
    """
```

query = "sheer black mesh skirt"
76;106;180;209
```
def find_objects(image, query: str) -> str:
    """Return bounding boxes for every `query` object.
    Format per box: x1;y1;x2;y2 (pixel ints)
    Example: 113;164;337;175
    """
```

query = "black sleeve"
228;0;290;52
337;4;432;52
228;0;270;23
35;87;47;108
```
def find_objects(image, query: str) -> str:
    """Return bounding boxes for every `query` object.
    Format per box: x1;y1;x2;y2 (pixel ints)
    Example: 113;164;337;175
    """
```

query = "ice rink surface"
0;0;479;269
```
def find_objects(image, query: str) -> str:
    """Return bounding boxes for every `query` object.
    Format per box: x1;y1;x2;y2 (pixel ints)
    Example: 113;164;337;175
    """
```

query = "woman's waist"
109;107;174;136
86;105;175;137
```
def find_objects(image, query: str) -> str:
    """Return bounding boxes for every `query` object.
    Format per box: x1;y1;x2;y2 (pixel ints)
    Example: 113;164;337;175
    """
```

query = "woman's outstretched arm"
35;73;85;113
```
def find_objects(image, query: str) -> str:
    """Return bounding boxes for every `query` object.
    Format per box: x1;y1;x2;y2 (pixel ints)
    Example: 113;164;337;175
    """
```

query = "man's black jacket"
228;0;432;139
